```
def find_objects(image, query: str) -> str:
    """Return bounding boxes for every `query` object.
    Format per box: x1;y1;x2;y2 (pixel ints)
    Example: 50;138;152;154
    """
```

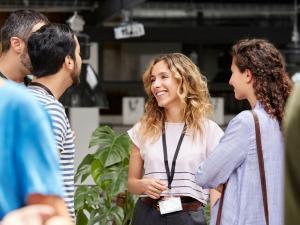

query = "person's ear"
10;37;24;54
64;55;74;70
245;68;254;83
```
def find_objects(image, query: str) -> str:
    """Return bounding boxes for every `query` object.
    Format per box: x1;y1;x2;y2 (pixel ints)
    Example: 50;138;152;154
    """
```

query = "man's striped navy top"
28;85;75;218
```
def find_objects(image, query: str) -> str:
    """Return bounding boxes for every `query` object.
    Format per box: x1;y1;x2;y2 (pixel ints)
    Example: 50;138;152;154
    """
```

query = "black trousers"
132;198;207;225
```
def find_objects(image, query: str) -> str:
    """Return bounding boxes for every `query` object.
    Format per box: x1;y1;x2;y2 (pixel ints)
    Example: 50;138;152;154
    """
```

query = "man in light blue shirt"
0;79;72;224
196;39;292;225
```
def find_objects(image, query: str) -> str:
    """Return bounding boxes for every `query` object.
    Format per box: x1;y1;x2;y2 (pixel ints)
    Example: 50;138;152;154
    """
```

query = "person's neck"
0;54;25;83
247;88;257;109
32;73;71;100
164;105;184;123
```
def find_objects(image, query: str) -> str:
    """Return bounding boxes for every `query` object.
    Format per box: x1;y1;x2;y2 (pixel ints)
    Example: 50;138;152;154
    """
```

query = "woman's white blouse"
128;119;224;204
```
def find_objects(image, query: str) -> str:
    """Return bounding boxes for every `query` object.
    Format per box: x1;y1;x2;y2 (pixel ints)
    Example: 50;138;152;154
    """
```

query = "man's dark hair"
28;23;77;77
0;10;49;53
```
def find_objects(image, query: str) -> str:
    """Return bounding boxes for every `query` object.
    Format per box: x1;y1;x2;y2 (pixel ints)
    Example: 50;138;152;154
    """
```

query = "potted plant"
74;125;137;225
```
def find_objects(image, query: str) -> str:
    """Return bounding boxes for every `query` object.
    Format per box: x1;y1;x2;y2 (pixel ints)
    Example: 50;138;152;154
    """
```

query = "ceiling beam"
87;25;292;45
98;0;146;21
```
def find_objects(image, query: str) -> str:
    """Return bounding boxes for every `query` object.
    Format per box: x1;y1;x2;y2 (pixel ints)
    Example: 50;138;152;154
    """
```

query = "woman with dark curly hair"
196;39;292;225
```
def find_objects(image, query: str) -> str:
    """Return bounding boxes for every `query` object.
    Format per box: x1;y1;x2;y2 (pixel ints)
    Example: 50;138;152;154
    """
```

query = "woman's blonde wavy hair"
139;53;212;144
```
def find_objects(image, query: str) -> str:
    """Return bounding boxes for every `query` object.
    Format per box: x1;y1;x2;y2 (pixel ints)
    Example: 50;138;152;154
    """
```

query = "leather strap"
252;110;269;225
216;110;269;225
140;197;203;212
215;183;227;225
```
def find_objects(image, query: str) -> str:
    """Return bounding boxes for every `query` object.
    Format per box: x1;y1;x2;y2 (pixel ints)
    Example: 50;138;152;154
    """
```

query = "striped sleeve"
45;103;67;152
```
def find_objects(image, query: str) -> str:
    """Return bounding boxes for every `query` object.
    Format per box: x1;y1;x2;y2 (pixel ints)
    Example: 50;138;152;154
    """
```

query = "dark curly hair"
232;38;293;126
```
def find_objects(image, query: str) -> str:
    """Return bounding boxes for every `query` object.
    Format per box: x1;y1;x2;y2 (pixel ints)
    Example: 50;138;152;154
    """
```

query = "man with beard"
27;23;82;220
0;10;49;84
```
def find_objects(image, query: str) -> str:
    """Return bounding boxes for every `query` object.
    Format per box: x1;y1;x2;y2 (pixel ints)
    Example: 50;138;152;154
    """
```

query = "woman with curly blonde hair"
196;39;293;225
127;53;223;225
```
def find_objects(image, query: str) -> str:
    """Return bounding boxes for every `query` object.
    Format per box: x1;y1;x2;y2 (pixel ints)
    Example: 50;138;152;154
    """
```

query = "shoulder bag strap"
215;183;227;225
216;110;269;225
252;110;269;225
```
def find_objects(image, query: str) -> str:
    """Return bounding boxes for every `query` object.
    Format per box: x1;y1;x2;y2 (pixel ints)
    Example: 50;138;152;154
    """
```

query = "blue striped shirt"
28;85;75;219
196;102;284;225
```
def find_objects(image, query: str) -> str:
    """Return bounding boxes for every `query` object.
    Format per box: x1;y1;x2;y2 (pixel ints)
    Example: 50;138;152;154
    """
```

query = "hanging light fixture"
113;0;145;39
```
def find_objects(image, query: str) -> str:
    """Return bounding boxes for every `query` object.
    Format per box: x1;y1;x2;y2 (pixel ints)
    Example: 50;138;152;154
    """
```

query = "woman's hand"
141;178;167;199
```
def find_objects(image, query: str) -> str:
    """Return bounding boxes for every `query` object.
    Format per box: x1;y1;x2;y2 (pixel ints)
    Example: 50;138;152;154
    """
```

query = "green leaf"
89;126;115;148
75;185;102;211
87;209;99;225
110;206;124;225
110;166;128;195
115;133;131;156
94;164;128;196
92;130;131;168
75;154;94;183
95;145;123;167
76;209;88;225
74;186;89;210
90;159;104;184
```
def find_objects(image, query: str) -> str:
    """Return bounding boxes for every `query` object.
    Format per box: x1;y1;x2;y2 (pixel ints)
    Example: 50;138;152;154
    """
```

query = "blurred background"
1;0;299;169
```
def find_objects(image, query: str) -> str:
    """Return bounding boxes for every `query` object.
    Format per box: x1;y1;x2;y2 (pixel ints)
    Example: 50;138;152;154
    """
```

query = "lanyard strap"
29;82;55;97
162;123;187;189
0;72;7;79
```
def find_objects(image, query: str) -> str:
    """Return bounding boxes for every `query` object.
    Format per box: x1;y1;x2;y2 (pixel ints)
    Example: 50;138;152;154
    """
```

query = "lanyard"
0;72;31;86
29;82;55;97
162;123;187;190
0;72;7;79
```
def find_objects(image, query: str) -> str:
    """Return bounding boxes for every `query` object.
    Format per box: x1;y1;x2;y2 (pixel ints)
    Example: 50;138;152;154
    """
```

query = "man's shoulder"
3;81;38;106
28;86;65;111
1;82;50;125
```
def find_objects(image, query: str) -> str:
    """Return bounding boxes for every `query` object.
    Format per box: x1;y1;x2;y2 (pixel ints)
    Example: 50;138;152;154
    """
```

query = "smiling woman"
150;60;181;108
127;53;224;225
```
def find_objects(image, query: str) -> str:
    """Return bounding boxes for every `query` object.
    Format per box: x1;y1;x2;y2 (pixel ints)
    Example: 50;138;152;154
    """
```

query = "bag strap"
252;110;269;225
216;110;269;225
215;183;227;225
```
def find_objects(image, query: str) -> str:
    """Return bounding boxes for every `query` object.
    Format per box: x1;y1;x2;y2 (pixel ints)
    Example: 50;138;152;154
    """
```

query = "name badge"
158;197;182;214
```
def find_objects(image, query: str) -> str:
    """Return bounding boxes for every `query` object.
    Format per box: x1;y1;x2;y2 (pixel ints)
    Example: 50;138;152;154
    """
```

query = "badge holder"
158;189;183;215
159;123;186;215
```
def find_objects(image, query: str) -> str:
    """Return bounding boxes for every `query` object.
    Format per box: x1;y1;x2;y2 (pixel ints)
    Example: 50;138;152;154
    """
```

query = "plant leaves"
115;133;131;156
90;159;104;184
75;154;94;183
76;209;88;225
74;185;102;210
87;209;100;225
95;145;123;167
109;165;128;195
75;125;134;225
110;206;124;225
94;133;131;167
74;186;89;210
93;164;128;195
89;125;115;148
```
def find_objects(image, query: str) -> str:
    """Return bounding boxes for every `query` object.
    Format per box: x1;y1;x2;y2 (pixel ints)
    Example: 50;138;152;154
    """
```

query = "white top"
128;119;223;204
